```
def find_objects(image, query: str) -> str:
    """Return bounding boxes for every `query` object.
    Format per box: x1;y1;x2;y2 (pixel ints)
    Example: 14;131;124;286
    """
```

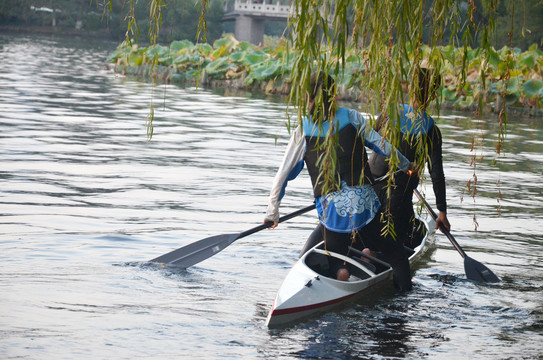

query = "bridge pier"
234;14;265;45
223;0;290;45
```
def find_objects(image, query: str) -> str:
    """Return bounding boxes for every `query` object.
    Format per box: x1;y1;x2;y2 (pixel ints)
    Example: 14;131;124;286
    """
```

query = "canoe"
265;215;436;328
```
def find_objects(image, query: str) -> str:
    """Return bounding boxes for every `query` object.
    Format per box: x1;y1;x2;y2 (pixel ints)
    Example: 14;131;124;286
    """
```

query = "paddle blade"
150;233;240;268
464;256;500;283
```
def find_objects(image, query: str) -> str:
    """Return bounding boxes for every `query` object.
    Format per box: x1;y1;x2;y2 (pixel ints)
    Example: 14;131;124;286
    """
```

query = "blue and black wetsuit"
369;104;447;247
265;107;412;284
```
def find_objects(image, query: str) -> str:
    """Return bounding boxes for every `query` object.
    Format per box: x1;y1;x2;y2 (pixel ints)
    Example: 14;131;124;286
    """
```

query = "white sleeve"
265;126;306;222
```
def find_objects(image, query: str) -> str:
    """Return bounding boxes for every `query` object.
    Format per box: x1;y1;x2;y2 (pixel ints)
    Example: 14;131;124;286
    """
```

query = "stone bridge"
223;0;290;45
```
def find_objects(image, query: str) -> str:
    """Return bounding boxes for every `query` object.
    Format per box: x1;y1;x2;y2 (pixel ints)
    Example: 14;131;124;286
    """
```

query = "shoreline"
110;63;543;118
3;27;538;117
0;25;117;41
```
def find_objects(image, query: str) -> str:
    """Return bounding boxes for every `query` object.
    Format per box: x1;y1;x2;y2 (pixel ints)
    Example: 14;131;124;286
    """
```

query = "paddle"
150;204;316;268
413;188;500;283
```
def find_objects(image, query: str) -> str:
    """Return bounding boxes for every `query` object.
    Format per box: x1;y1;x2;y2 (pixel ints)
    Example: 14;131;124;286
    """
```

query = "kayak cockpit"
304;247;378;281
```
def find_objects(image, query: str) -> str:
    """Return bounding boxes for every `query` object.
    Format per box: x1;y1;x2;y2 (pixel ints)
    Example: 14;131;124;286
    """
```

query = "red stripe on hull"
270;292;357;317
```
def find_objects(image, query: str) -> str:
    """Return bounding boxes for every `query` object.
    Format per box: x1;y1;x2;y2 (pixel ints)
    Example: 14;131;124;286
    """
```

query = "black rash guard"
369;114;447;212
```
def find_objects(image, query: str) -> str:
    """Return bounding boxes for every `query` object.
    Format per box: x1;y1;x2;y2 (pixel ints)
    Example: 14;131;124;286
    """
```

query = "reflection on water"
0;33;542;359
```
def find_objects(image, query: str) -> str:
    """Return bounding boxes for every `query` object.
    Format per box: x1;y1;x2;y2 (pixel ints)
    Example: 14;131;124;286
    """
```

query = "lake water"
1;33;542;359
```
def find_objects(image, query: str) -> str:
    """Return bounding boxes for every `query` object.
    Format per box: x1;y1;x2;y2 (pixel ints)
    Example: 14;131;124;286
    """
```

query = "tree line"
0;0;225;44
1;1;541;50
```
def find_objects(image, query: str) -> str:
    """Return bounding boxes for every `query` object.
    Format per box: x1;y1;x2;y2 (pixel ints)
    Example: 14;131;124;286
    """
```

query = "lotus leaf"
509;69;522;77
174;48;191;56
486;47;501;68
157;55;172;66
145;45;169;57
173;53;196;66
238;42;253;51
244;60;282;84
108;34;542;111
497;46;510;58
206;57;235;76
229;51;246;63
522;79;543;98
245;50;267;65
185;69;200;79
128;53;143;66
170;40;193;52
496;61;510;75
195;43;213;55
505;93;520;105
443;87;457;102
458;95;474;108
488;82;500;95
172;73;185;83
108;51;122;63
467;48;481;62
211;46;231;60
505;77;521;94
519;52;536;69
107;45;132;62
213;34;238;51
145;46;170;66
440;45;455;63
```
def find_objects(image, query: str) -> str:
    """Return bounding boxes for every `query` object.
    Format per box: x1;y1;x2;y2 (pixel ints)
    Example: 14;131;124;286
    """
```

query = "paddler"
369;65;451;263
264;71;417;289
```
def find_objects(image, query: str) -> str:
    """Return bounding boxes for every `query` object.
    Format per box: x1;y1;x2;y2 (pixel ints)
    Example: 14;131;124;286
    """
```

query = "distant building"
223;0;290;45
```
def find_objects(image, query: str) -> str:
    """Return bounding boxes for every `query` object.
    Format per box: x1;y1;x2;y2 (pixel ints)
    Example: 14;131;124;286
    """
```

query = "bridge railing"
224;0;290;18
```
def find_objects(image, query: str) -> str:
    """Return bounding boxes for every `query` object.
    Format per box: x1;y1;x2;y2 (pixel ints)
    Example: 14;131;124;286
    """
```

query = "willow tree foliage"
286;0;508;219
117;0;523;229
286;0;513;229
116;0;509;147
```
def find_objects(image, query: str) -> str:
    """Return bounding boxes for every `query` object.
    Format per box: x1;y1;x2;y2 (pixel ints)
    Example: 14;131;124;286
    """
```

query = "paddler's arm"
347;109;414;173
427;124;451;232
264;126;306;228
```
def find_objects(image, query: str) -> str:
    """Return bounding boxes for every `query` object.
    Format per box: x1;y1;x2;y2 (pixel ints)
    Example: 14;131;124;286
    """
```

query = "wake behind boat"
266;214;436;328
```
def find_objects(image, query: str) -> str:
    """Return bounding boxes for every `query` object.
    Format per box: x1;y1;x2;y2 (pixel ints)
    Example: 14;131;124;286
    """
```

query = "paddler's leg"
361;248;376;263
321;226;352;281
397;179;418;248
392;257;412;292
378;231;412;292
336;267;350;281
388;181;416;291
379;179;415;291
358;211;413;291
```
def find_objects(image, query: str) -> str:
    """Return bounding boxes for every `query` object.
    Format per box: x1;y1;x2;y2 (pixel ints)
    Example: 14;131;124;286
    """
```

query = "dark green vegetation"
108;35;543;111
108;35;290;91
0;0;225;43
1;1;541;49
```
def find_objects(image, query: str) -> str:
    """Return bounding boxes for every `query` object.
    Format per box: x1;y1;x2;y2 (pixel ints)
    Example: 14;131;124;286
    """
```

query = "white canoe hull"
266;215;435;328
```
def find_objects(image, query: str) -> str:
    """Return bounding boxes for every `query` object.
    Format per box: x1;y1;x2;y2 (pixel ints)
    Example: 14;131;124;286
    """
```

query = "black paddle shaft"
240;203;317;238
150;204;316;268
413;189;467;258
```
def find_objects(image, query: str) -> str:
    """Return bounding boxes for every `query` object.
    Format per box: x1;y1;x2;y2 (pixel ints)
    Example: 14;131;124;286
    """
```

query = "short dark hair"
416;67;441;110
309;72;335;120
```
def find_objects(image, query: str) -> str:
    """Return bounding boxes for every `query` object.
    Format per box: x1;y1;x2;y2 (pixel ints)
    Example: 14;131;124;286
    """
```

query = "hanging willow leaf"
111;0;533;224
